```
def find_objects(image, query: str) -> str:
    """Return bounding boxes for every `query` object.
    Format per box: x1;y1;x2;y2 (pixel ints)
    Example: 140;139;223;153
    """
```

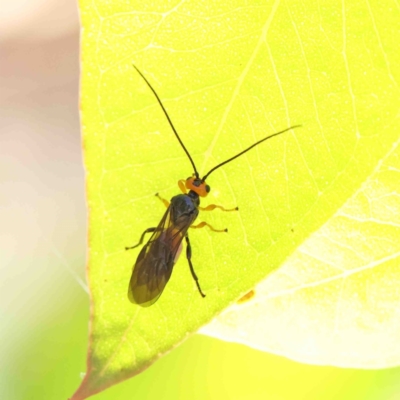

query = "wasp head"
185;176;210;197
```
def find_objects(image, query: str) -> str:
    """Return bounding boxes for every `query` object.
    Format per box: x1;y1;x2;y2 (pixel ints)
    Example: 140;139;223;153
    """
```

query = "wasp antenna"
201;125;301;181
132;64;199;178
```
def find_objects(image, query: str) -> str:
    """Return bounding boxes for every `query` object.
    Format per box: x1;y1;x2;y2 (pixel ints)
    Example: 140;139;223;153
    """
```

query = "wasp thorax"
185;176;210;197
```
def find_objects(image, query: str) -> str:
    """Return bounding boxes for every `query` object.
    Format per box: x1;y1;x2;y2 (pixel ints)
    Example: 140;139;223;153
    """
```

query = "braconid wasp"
126;65;300;307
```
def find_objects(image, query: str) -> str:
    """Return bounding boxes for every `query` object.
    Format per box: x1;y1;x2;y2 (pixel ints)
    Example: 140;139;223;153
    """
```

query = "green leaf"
74;0;400;398
202;139;400;368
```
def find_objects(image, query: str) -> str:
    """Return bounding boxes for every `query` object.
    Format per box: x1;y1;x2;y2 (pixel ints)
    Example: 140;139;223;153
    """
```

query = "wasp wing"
128;204;195;307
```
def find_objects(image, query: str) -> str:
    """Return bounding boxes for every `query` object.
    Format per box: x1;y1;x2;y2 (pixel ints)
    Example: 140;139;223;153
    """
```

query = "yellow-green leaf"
74;0;400;398
202;140;400;368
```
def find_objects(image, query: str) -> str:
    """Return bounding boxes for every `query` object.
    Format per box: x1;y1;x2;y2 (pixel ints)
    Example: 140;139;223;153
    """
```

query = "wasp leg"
191;221;228;233
199;204;238;212
125;227;157;250
185;234;206;298
155;192;170;208
178;179;187;194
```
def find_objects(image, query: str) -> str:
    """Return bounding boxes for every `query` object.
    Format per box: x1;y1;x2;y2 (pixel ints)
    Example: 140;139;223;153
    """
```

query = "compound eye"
205;185;210;193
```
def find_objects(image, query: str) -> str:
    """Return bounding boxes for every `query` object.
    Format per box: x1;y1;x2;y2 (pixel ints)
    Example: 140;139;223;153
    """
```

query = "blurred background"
1;0;400;399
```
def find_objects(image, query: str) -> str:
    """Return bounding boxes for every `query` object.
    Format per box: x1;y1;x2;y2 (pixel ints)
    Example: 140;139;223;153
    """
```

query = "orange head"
185;176;210;197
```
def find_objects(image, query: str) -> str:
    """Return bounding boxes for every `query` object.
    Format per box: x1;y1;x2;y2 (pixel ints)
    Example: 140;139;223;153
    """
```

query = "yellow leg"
191;221;227;233
199;204;238;212
178;179;187;194
155;193;169;208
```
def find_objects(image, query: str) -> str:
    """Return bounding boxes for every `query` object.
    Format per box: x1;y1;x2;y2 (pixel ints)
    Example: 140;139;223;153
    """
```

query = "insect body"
128;188;200;307
126;65;300;307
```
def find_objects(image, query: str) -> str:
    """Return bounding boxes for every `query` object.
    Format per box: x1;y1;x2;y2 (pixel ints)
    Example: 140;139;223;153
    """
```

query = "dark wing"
128;205;193;307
